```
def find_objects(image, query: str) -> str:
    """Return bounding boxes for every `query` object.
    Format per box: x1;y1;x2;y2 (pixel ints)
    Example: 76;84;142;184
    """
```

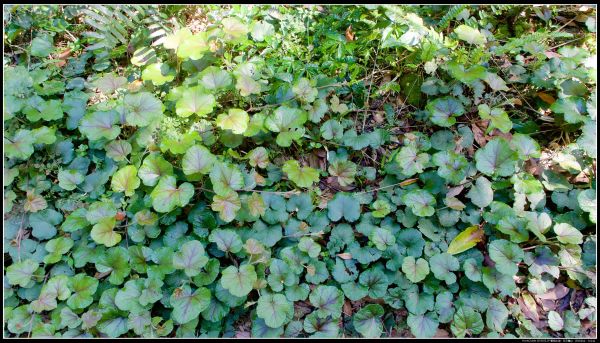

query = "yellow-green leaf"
447;225;484;255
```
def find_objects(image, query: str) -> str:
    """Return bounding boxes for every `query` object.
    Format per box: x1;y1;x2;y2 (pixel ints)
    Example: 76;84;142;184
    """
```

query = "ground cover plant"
2;4;597;338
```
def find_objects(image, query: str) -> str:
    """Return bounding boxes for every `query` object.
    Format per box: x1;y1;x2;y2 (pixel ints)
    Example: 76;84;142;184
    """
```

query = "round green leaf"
353;304;384;338
220;264;257;297
111;165;140;196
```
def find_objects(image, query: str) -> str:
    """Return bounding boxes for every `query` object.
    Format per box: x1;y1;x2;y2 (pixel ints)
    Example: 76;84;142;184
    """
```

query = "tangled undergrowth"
3;4;597;338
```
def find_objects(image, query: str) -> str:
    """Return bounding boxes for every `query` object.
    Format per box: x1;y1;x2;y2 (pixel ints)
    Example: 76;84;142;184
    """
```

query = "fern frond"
437;5;469;29
80;5;173;70
493;30;573;55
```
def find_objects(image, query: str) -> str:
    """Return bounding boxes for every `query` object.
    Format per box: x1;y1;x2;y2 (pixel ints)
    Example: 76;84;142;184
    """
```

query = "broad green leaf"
111;165;140;196
429;253;460;284
172;240;209;277
29;208;62;239
123;92;163;127
328;160;357;186
282;160;319;188
467;177;494;208
548;311;564;331
353;304;384;338
209;229;243;253
370;227;396;251
246;147;270;168
6;259;39;287
44;237;74;264
31;125;57;143
61;208;89;232
4;129;35;160
67;274;99;310
200;66;232;90
550;97;587;124
578;189;597;223
303;312;338;337
176;33;209;60
209;162;245;195
321;120;344;140
182;144;216;176
298;237;321;258
309;285;344;319
175;86;216;118
163;27;193;51
511;133;541;160
96;73;127;94
256;293;293;328
91;218;121;247
86;201;117;224
264;106;308;147
402;256;429;283
235;75;262;96
478;104;512;133
577;120;597;158
486;298;509;332
451;307;484;337
407;313;439;338
141;62;175;86
488;239;524;275
31;35;54;57
139;277;164;306
426;97;465;127
105;140;132;162
115;279;145;313
211;190;241;222
432;150;468;184
327;193;361;222
292;78;318;103
251;20;275;41
553;223;583;244
220;264;257;297
170;285;211;324
79;110;121;141
57;169;84;191
330;95;349;114
484;72;509;92
403;189;436;217
246;192;267;217
216;108;249;134
150;176;194;213
454;25;487;45
138;153;174;186
222;17;249;41
396;145;429;176
371;200;393;218
475;138;518;177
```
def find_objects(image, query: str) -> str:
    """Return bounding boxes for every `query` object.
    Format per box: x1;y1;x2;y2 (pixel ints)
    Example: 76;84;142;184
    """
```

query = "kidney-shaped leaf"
327;193;361;222
211;190;241;223
175;86;216;118
111;165;140;196
256;293;293;328
475;138;518;176
220;264;257;297
123;92;163;127
172;240;209;277
353;304;384;338
150;176;194;213
170;284;211;324
282;160;319;188
182;144;216;176
79;110;121;141
426;97;465;127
